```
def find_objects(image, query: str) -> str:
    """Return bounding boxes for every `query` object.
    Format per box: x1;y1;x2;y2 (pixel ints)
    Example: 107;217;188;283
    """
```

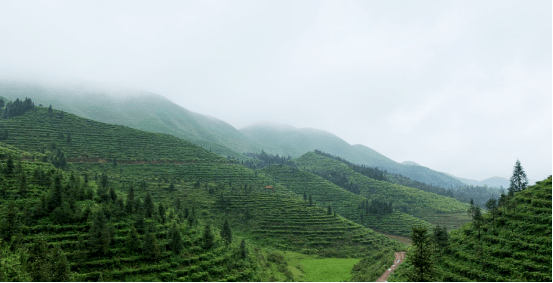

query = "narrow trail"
376;252;406;282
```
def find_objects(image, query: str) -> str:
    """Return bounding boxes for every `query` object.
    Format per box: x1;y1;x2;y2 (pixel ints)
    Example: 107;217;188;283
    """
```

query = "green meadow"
284;251;361;282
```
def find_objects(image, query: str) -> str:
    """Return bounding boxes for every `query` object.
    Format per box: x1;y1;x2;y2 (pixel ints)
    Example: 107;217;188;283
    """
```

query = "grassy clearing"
284;251;360;282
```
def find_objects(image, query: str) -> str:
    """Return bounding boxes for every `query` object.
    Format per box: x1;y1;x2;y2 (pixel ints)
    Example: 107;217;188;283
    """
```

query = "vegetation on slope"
390;176;552;282
0;81;256;159
261;164;432;237
0;105;223;163
295;152;472;230
0;102;408;281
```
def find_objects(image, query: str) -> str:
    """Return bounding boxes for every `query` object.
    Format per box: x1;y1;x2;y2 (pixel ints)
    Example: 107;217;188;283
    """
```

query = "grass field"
283;251;361;282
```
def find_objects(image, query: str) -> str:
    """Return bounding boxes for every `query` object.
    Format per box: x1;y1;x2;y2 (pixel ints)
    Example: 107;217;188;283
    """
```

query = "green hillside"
260;165;432;237
0;105;223;163
390;176;552;282
294;152;472;230
0;81;255;159
0;103;407;281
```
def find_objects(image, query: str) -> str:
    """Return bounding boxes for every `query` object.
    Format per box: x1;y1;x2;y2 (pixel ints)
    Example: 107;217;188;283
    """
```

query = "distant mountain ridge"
1;80;494;189
0;81;257;159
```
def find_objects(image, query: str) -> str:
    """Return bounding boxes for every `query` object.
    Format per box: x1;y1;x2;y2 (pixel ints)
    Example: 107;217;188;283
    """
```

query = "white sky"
0;0;551;181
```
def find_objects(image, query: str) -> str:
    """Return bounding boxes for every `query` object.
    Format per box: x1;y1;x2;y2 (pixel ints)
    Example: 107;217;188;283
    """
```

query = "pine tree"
485;197;498;230
432;225;448;257
88;209;111;256
408;226;435;282
143;225;160;260
509;159;528;195
51;245;71;282
144;192;154;218
221;219;232;245
109;186;117;203
126;224;141;253
126;185;135;214
158;203;166;224
5;154;14;175
240;239;248;259
327;205;332;215
0;200;20;243
169;222;183;255
202;224;214;249
28;237;51;282
308;195;313;206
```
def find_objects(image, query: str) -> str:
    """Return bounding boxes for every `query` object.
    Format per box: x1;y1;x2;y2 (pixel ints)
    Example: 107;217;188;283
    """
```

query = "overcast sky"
0;0;551;181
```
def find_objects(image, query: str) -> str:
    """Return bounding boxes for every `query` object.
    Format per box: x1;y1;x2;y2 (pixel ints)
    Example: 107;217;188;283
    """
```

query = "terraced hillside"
294;152;471;230
69;160;406;255
0;81;256;159
0;106;223;163
390;176;552;282
261;165;432;236
0;147;261;281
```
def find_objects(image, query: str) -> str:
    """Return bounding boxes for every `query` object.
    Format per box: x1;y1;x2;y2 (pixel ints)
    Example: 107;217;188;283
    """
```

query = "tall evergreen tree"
126;224;141;254
28;237;51;282
88;209;111;256
485;197;498;230
169;222;183;255
5;154;14;175
221;219;232;245
509;159;528;195
143;224;160;260
0;200;20;243
202;224;214;250
144;192;154;218
408;226;435;282
50;245;71;282
126;185;135;214
240;239;248;259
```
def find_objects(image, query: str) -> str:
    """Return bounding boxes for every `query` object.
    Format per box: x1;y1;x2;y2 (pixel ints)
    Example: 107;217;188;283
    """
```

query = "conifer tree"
432;225;448;257
169;222;183;255
109;186;117;203
88;209;111;256
28;237;51;282
509;159;528;196
221;219;232;245
144;192;154;218
202;224;214;249
126;224;141;254
158;203;166;224
240;239;248;259
143;225;160;260
126;185;135;214
0;200;20;243
485;197;498;230
5;154;14;175
327;205;332;215
309;195;313;206
408;226;435;282
50;174;63;211
51;245;71;282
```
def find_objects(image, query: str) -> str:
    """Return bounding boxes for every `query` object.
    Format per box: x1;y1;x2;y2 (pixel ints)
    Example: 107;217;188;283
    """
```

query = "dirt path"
375;252;406;282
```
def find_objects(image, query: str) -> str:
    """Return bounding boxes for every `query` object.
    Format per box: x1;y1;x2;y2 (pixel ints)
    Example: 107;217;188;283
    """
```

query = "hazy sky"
0;0;551;181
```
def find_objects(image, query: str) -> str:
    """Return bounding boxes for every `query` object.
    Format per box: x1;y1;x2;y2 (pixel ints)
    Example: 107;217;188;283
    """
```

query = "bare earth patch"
376;252;406;282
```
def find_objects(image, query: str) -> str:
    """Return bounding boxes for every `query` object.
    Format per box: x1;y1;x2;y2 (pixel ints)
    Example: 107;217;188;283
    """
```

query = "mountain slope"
0;81;256;158
294;152;472;230
241;122;466;188
260;165;433;237
390;176;552;282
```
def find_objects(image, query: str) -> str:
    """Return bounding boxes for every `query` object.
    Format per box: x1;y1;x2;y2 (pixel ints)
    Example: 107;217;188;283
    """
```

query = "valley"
0;96;550;282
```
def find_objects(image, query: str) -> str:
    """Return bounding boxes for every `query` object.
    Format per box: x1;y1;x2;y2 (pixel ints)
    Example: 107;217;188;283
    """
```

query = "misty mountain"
240;122;465;188
0;81;469;188
0;81;257;158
